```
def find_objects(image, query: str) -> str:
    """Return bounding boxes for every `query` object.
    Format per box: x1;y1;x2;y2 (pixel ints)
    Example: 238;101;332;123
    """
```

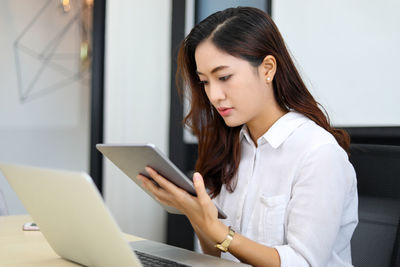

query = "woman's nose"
207;83;226;103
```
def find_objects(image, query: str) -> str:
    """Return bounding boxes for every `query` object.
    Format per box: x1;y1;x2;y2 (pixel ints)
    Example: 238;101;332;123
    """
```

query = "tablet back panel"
96;143;196;215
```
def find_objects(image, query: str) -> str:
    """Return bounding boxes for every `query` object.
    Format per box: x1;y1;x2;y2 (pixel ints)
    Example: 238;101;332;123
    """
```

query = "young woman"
137;7;358;267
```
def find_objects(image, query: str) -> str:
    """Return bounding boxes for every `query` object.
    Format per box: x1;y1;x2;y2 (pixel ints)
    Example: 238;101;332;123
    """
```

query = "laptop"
0;163;248;267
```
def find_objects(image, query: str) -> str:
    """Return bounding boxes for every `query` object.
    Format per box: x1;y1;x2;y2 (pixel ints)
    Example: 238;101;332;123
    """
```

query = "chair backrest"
349;144;400;267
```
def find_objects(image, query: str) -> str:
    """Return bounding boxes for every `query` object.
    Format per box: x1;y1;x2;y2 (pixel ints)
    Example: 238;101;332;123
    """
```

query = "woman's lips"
217;107;233;116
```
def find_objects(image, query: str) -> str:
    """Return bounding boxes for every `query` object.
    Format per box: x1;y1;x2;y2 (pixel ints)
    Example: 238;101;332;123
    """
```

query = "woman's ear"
259;55;277;83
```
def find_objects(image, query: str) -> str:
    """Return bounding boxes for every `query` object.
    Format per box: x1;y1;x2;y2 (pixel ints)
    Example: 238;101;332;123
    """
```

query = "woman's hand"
137;167;228;244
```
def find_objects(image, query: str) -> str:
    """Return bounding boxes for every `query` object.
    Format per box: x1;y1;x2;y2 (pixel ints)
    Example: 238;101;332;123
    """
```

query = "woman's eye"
199;80;209;85
219;75;231;81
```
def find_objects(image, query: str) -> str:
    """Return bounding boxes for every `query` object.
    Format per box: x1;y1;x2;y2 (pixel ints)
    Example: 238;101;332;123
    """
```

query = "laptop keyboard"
134;250;192;267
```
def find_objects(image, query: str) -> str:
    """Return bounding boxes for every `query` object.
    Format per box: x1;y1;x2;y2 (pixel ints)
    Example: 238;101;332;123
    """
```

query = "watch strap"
215;226;235;252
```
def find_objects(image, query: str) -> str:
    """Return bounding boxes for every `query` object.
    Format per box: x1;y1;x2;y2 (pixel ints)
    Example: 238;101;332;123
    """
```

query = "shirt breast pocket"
259;194;289;246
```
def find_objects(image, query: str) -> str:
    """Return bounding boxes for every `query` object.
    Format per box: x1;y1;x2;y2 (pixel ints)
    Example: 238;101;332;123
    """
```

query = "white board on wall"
273;1;400;127
0;0;85;128
0;0;90;215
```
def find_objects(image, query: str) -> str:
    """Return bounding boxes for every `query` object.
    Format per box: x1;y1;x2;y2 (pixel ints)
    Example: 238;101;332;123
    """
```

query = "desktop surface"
0;215;141;266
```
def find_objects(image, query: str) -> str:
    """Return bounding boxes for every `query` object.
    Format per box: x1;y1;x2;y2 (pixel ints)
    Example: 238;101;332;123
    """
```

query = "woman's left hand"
137;167;227;243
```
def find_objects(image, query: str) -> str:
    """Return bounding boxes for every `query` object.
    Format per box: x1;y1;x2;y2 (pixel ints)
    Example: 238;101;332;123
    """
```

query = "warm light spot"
80;42;89;60
61;0;71;12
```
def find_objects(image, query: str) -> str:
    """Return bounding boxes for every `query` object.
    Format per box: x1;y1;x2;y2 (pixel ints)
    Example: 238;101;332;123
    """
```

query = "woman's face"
195;39;277;129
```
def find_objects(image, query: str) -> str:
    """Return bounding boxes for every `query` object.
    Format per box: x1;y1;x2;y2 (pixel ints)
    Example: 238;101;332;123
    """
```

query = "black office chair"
349;144;400;267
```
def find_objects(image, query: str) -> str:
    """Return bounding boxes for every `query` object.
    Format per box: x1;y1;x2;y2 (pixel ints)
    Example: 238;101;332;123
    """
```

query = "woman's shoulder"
286;117;356;185
285;115;345;157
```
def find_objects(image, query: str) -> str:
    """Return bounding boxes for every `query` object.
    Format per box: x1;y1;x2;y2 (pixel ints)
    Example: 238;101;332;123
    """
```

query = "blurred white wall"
273;1;400;126
0;0;90;215
103;0;171;242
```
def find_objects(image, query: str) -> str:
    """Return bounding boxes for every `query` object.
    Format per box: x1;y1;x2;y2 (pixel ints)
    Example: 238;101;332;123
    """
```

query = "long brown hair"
176;7;350;197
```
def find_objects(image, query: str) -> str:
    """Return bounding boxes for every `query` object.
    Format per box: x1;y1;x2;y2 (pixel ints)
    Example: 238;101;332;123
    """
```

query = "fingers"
144;167;180;193
137;175;174;207
139;167;188;202
137;173;170;201
193;172;211;204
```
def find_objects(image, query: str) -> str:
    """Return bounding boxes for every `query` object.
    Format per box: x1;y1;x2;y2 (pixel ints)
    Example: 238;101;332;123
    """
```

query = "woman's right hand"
137;168;228;245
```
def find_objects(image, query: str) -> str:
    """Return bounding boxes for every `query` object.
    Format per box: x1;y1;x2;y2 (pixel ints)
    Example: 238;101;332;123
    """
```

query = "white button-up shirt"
213;111;358;266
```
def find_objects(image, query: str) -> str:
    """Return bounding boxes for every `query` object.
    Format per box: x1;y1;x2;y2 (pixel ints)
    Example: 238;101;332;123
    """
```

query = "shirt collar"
240;111;309;149
240;124;252;144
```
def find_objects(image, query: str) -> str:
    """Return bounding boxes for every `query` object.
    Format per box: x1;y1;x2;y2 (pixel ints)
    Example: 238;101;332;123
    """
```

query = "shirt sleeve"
274;143;354;267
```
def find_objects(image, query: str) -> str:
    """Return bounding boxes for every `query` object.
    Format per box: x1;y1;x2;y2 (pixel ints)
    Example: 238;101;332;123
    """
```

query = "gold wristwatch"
215;226;235;252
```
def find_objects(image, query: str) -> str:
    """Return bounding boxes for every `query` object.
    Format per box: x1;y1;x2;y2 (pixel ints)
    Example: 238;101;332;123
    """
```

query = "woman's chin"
223;118;243;128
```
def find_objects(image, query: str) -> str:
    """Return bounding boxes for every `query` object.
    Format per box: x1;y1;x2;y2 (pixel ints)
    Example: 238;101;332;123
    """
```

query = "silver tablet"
96;143;227;219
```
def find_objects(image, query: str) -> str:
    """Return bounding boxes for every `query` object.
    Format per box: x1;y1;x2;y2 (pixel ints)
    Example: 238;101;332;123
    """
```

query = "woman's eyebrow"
196;65;229;75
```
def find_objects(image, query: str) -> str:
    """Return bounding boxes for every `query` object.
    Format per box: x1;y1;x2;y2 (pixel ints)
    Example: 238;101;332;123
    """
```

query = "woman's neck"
247;108;288;147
